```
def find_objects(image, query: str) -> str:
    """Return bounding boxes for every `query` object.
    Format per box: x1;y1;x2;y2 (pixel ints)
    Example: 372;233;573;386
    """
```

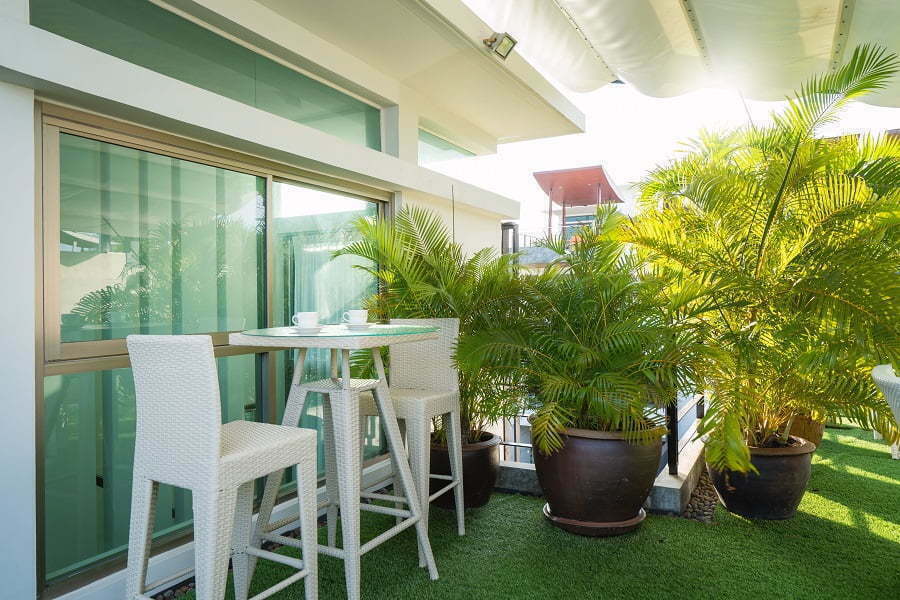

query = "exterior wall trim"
0;79;38;600
0;18;519;218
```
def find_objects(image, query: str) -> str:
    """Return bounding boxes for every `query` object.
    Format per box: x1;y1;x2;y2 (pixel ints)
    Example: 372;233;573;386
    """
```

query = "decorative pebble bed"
680;469;718;523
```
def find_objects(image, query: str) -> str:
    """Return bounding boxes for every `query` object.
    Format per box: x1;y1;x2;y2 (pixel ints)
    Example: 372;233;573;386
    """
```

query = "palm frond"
628;45;900;472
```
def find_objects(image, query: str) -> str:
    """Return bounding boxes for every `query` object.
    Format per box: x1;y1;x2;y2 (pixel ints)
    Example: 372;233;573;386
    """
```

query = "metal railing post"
666;400;679;475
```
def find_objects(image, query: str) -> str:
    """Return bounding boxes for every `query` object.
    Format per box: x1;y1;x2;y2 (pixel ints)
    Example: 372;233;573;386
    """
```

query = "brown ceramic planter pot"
707;436;816;520
430;432;500;510
790;415;825;448
533;428;662;537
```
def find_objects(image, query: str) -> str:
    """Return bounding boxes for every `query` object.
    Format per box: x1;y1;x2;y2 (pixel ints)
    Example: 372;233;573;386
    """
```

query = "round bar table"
229;324;440;600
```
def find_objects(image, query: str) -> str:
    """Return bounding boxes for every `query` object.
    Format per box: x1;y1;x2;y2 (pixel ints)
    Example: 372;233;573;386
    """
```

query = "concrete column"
382;102;419;163
0;80;37;599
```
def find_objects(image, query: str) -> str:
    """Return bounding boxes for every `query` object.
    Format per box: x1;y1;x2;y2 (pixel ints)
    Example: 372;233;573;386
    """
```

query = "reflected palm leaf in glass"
48;135;265;581
58;134;264;342
67;217;259;337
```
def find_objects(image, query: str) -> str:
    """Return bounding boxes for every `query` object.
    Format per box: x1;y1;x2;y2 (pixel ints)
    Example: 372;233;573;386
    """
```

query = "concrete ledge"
647;437;706;514
496;460;542;496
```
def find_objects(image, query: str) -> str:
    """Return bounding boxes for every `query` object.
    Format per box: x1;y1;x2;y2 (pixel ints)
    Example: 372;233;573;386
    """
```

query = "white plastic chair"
125;335;318;600
872;364;900;460
358;318;465;564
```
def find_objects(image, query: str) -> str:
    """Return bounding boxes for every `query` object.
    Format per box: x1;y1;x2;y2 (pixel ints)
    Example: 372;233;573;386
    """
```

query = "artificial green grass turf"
184;428;899;600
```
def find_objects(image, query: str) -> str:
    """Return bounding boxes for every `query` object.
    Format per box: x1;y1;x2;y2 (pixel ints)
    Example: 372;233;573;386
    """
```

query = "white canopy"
465;0;900;106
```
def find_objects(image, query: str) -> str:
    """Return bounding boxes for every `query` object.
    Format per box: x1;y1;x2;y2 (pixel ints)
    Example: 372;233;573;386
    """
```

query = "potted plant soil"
628;45;900;519
337;206;522;508
459;208;705;535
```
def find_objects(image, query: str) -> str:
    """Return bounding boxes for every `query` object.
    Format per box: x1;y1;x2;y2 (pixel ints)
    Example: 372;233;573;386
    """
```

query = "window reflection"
58;134;265;342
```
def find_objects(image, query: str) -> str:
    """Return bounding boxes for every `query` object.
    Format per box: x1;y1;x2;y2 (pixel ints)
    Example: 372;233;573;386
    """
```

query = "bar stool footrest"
359;502;412;518
264;514;300;533
261;531;301;548
361;490;409;504
248;569;310;600
428;480;459;502
359;516;419;555
297;378;379;394
246;546;305;570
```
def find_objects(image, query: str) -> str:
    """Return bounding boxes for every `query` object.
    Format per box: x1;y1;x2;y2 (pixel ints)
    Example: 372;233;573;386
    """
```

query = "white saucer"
344;323;372;330
292;325;323;334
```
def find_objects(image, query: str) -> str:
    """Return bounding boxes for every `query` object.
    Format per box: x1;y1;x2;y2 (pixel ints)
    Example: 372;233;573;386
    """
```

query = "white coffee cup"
291;311;319;328
342;309;368;325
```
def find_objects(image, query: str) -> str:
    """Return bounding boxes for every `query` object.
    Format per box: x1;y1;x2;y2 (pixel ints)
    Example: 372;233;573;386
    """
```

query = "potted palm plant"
336;206;523;508
627;45;900;519
459;207;704;535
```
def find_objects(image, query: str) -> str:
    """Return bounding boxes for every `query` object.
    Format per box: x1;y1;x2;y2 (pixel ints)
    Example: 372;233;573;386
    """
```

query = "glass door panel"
56;133;265;346
43;355;256;581
272;181;384;475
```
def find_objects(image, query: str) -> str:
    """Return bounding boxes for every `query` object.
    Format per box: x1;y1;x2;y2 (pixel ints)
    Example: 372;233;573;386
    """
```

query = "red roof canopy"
533;165;623;206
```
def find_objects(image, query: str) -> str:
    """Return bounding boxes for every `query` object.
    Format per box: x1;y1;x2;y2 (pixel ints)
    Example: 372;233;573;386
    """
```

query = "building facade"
0;1;584;598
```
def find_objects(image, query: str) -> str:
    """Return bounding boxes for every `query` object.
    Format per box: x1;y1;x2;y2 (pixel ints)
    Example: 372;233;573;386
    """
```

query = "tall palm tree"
627;45;900;471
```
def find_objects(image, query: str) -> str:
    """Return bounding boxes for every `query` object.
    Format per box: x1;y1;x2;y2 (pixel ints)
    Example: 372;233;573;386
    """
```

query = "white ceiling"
465;0;900;106
257;0;584;146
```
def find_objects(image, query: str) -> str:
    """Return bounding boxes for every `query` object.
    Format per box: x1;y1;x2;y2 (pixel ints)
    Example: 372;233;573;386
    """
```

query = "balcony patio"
167;427;897;600
4;2;900;600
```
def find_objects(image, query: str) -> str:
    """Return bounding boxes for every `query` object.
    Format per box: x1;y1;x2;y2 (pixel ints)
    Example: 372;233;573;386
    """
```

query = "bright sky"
427;84;900;235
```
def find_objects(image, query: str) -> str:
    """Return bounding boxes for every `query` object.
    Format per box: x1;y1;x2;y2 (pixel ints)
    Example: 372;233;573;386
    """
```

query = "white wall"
0;0;26;21
401;190;503;254
0;80;37;599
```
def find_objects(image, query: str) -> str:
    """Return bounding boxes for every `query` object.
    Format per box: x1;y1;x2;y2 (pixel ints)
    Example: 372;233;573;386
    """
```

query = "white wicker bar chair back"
126;335;319;600
872;364;900;460
388;318;460;392
128;335;222;490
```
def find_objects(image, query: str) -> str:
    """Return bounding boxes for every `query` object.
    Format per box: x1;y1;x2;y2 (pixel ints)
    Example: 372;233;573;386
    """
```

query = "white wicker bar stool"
872;364;900;459
243;328;439;600
358;318;465;565
125;335;319;600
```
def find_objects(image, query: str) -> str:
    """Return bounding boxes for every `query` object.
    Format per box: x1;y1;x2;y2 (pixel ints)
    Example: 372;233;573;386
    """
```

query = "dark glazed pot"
533;428;662;536
707;436;816;520
430;432;500;509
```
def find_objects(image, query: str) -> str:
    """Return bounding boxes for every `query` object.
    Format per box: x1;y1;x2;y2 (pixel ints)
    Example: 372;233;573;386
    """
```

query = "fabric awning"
464;0;900;106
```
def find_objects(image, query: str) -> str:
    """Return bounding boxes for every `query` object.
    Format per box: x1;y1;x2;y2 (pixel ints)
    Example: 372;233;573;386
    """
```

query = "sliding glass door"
43;354;257;581
272;181;384;475
40;112;385;588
